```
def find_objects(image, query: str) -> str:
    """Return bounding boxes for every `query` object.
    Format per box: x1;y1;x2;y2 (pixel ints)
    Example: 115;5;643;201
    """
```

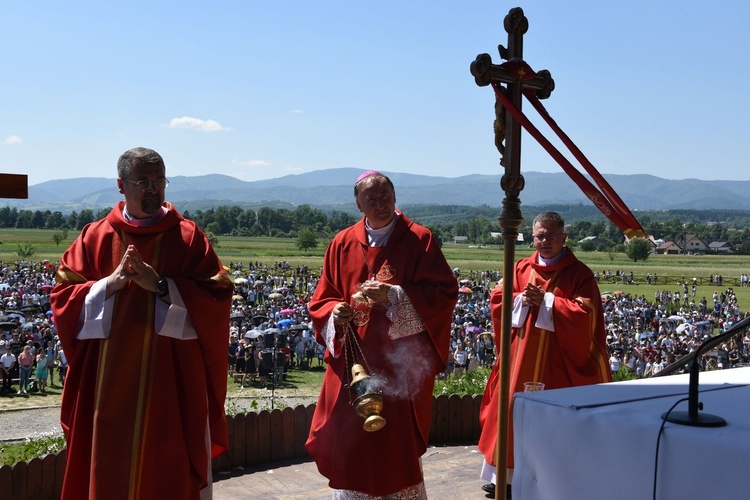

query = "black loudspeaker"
261;350;273;369
263;332;275;349
277;333;287;348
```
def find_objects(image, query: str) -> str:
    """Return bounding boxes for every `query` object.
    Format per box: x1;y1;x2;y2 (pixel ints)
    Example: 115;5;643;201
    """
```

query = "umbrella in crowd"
4;311;25;322
277;319;294;328
458;287;473;294
40;284;54;292
234;277;248;284
230;311;245;320
268;293;283;300
273;286;288;293
232;294;244;301
279;308;295;316
251;315;269;326
290;324;308;332
244;329;264;339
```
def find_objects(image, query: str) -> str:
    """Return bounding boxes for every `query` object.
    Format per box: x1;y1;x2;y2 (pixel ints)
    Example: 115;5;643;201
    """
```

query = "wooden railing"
0;394;483;499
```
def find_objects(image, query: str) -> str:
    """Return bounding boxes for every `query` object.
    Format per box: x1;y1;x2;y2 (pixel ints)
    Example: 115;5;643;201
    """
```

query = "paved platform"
212;443;490;499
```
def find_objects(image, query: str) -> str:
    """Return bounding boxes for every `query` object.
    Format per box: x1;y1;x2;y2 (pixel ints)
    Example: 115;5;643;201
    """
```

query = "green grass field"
4;227;749;317
3;227;749;293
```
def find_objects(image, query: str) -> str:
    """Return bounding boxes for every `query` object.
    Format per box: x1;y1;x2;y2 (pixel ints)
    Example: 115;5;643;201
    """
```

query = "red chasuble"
306;213;458;496
51;202;233;500
478;249;611;468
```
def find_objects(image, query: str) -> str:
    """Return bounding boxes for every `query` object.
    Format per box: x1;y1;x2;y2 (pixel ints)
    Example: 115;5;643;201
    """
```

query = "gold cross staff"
470;7;554;500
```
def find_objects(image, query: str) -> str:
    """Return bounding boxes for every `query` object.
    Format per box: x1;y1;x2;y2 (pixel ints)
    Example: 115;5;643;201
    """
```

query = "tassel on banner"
490;62;647;241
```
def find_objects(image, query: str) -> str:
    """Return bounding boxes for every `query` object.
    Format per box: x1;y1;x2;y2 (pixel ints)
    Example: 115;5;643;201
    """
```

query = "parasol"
234;277;248;284
458;286;473;294
279;308;295;315
244;329;264;339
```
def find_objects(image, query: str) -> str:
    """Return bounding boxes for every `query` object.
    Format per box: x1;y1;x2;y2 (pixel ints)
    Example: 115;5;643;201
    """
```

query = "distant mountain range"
7;168;750;214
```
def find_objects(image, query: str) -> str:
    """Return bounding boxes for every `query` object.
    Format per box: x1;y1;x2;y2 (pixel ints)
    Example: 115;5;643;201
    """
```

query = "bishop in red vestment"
306;172;458;498
51;148;233;500
478;212;611;492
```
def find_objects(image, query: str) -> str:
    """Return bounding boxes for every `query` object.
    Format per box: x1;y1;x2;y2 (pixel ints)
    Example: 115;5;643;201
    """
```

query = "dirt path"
0;394;318;443
0;406;62;442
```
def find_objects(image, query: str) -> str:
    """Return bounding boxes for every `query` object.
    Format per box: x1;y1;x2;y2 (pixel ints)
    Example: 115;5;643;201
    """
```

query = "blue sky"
2;1;749;186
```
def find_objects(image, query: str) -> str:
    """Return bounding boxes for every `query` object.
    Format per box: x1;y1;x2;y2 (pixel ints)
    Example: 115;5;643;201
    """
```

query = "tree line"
3;204;750;254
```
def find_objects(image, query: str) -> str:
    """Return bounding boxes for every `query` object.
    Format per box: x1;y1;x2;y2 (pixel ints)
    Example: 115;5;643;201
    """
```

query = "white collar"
365;213;398;247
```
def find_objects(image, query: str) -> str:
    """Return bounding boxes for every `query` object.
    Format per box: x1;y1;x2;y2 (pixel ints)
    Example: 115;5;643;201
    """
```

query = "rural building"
657;241;681;255
577;235;606;250
708;241;735;254
679;234;710;254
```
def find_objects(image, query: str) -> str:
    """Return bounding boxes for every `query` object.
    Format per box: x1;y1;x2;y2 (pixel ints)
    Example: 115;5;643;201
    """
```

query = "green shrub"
613;366;638;382
434;367;491;396
0;431;66;466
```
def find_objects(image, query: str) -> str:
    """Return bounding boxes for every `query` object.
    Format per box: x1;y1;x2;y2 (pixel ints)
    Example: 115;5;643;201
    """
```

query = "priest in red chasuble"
306;171;458;499
478;211;611;497
51;147;233;500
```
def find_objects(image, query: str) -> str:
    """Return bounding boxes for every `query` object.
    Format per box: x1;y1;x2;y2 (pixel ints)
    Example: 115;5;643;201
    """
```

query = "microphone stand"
653;315;750;427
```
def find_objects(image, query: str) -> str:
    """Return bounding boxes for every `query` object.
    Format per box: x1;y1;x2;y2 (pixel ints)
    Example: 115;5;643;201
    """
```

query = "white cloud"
290;109;304;114
164;116;231;132
4;135;22;145
232;159;271;168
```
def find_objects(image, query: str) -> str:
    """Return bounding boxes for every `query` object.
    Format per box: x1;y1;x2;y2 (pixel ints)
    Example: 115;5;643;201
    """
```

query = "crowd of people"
224;266;750;397
0;260;66;397
3;260;749;398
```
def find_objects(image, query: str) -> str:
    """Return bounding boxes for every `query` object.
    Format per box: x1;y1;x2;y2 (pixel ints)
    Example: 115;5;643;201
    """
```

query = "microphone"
653;315;750;427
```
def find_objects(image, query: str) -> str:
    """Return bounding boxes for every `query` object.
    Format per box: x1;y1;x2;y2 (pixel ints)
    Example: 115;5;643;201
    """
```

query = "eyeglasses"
122;178;169;191
533;233;564;241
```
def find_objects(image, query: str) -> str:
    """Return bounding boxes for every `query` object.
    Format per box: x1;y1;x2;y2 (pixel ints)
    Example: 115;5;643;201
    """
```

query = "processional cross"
469;7;553;500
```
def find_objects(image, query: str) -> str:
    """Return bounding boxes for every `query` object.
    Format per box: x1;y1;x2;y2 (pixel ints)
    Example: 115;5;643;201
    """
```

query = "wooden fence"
0;394;483;499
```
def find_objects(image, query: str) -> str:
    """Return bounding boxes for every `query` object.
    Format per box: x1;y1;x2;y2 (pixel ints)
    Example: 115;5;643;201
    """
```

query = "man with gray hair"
52;147;233;499
306;171;458;498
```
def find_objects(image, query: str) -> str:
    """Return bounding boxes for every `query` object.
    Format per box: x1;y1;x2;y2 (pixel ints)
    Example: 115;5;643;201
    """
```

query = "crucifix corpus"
469;7;554;500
